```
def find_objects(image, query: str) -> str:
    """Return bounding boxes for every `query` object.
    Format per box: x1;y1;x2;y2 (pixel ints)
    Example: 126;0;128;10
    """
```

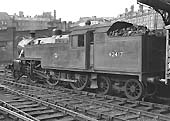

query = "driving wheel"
70;74;89;91
97;76;112;95
46;75;59;86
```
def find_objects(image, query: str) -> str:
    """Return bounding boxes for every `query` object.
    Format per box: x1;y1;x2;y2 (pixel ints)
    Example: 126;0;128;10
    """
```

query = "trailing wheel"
97;76;112;95
124;79;143;100
70;74;89;91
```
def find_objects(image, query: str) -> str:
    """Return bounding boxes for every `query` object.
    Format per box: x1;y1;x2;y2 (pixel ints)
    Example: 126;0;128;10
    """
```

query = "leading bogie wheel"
124;79;143;100
13;70;23;81
70;74;89;91
28;73;37;83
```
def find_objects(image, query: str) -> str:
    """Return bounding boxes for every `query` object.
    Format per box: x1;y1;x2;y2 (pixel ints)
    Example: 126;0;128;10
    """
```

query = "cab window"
71;34;84;48
78;34;84;47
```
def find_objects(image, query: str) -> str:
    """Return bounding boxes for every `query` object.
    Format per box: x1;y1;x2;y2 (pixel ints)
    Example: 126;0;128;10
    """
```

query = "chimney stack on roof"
130;5;134;13
54;10;56;20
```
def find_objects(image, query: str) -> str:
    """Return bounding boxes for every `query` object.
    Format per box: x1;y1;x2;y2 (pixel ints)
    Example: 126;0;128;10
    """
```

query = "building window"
150;16;152;20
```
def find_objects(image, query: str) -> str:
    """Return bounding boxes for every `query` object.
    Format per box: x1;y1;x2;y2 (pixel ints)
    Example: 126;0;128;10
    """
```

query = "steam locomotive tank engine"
13;22;166;100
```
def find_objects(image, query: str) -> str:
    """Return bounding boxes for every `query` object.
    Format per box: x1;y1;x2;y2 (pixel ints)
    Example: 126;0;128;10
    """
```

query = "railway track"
0;67;99;121
0;75;170;121
0;85;99;121
0;103;34;121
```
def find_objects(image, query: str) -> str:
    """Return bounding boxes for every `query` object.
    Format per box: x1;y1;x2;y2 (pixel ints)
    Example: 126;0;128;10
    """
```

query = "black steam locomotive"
12;21;168;100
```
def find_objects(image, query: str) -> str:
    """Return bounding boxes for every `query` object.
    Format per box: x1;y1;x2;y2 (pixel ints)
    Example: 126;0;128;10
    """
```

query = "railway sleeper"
2;76;170;121
0;84;99;121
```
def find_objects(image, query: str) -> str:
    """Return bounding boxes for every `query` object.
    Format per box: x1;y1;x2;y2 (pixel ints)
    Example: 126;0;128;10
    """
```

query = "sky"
0;0;139;22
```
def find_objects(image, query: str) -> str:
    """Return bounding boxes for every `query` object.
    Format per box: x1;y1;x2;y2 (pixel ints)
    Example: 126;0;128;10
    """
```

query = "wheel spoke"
77;80;81;88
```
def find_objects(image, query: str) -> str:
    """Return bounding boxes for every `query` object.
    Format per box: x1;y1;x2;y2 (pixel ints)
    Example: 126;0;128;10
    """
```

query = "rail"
0;85;99;121
1;78;170;121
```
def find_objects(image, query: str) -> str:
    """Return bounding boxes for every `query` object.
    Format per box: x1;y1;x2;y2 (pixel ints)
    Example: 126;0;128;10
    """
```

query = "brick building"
13;16;51;31
0;12;13;30
113;5;165;30
72;16;112;27
0;11;72;31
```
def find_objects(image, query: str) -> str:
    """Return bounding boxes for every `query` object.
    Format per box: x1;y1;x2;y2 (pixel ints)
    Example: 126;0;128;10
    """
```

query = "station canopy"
138;0;170;12
137;0;170;25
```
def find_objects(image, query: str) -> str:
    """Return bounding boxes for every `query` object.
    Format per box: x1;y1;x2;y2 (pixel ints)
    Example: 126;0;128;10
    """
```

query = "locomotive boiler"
12;21;168;100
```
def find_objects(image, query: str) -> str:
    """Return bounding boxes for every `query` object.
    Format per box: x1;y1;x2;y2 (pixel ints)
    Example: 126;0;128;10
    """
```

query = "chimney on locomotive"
29;30;36;38
85;20;91;26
